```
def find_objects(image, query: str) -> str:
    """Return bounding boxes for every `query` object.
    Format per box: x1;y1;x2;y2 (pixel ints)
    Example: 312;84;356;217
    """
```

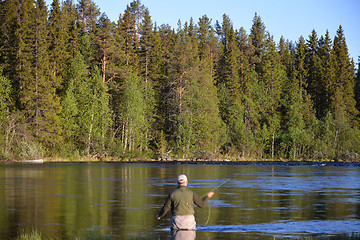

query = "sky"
53;0;360;62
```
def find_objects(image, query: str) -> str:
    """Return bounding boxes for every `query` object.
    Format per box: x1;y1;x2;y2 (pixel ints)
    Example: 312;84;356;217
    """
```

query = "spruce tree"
198;15;218;74
150;25;167;156
329;26;358;123
249;13;266;70
322;26;359;159
236;27;254;94
168;20;198;157
62;0;79;58
139;8;153;83
278;36;293;76
118;1;144;70
0;0;21;105
355;58;360;114
317;30;332;118
34;0;63;147
306;29;324;119
48;0;67;89
257;34;287;158
195;16;226;156
17;0;62;149
138;8;157;153
154;24;176;154
215;14;241;98
215;14;244;156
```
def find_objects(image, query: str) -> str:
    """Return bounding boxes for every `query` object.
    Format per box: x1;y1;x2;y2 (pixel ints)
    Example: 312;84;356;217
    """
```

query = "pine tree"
77;0;100;34
95;13;122;83
77;0;100;67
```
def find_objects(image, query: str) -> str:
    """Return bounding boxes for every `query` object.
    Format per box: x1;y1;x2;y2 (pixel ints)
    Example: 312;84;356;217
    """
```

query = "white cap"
177;174;188;184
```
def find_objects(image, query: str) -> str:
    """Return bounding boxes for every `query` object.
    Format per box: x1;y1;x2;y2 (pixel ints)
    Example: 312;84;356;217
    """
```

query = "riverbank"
3;156;360;167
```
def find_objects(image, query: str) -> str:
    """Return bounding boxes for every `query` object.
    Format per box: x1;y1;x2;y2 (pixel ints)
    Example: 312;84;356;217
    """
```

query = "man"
156;174;214;232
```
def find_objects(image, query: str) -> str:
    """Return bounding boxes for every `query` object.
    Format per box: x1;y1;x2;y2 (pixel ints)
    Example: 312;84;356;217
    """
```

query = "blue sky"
52;0;360;62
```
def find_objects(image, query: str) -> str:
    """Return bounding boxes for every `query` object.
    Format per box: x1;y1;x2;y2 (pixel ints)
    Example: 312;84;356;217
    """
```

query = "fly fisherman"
156;174;214;236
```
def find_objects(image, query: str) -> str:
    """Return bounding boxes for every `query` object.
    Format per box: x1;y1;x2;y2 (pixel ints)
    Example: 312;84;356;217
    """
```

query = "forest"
0;0;360;161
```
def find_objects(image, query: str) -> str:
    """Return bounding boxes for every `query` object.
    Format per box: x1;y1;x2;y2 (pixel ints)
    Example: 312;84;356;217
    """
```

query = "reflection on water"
0;162;359;239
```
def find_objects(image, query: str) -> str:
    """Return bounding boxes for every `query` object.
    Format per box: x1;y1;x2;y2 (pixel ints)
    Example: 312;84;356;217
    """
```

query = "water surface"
0;162;359;239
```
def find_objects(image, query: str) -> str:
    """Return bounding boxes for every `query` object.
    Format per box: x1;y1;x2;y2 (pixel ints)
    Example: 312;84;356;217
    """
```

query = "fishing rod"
210;178;231;193
201;178;231;198
201;178;231;227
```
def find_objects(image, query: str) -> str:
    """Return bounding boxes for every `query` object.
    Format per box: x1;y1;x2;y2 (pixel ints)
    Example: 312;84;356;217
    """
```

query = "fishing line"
201;178;231;227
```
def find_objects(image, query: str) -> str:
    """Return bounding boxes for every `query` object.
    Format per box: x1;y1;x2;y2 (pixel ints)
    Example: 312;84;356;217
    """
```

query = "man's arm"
157;194;171;220
193;192;214;208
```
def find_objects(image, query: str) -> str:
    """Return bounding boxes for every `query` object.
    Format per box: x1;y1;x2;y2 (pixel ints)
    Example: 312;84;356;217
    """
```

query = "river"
0;162;359;239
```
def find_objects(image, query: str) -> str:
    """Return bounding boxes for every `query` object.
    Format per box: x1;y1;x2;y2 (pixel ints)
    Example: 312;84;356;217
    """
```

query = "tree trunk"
272;132;275;159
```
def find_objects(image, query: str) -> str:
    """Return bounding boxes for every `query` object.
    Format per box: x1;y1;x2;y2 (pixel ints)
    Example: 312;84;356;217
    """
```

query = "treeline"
1;0;360;161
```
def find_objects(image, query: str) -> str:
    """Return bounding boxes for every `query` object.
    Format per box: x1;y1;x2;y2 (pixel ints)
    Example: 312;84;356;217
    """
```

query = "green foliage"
120;73;148;156
0;1;359;161
61;54;111;156
0;66;11;121
19;141;44;160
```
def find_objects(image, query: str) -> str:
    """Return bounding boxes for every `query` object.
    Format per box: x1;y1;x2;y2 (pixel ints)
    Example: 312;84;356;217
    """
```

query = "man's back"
170;186;195;216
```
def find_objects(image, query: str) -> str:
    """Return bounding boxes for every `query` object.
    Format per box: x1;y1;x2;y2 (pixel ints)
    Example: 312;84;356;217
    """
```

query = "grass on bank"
15;230;113;240
15;230;42;240
14;230;360;240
